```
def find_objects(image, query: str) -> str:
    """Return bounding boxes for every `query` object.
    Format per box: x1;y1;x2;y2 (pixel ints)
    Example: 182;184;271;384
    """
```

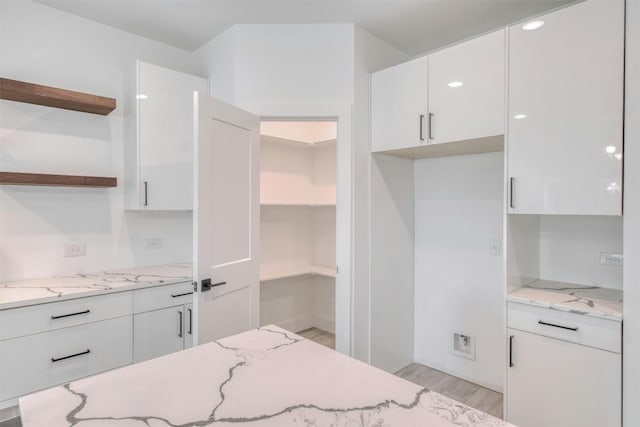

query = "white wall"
539;216;623;289
353;26;409;363
414;152;504;392
623;1;640;425
0;1;199;282
370;153;415;373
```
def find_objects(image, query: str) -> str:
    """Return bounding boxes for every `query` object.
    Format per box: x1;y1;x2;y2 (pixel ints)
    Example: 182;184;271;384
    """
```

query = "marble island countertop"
0;263;193;310
19;325;513;427
507;279;623;321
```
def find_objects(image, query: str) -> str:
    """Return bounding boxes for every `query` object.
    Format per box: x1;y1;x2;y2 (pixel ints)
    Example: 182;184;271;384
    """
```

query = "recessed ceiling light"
136;94;148;100
448;81;463;88
522;20;545;31
606;145;617;154
514;114;527;119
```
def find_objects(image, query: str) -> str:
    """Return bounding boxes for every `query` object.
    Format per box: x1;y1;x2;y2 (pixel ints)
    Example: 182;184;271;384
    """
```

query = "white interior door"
193;92;260;345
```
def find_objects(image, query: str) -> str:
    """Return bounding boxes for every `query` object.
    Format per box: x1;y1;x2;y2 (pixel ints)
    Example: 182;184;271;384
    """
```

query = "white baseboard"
273;315;314;334
311;313;335;334
269;313;335;335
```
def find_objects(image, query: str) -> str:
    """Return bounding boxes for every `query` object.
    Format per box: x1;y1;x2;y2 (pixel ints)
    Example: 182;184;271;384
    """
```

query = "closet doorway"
259;120;337;348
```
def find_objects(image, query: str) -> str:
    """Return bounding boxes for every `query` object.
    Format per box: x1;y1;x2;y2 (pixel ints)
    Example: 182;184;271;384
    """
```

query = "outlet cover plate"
600;252;623;266
64;243;86;257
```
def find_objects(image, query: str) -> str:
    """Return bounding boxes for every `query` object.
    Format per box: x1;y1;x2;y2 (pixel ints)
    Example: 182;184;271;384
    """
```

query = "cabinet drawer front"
133;281;193;313
0;292;132;340
0;316;132;401
507;302;621;353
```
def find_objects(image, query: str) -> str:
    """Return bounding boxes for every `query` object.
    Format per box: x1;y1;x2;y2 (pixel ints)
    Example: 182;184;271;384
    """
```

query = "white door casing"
193;92;260;345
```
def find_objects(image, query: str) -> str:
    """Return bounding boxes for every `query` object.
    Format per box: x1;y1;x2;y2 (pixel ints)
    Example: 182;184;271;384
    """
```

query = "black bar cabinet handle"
419;114;425;141
509;335;514;367
178;310;183;338
538;320;578;331
144;181;148;206
51;309;90;320
428;112;434;140
51;349;90;363
188;308;193;335
171;291;193;298
509;177;515;208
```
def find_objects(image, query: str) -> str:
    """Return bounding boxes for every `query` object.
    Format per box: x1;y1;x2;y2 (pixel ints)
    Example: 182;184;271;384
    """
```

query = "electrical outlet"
600;252;623;266
64;243;85;257
146;238;162;250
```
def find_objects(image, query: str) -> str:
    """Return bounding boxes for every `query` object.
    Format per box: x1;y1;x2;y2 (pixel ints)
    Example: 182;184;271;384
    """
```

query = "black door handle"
201;279;226;292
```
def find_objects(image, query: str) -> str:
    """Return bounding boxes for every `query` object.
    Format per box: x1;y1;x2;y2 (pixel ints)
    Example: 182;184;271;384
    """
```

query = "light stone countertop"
507;279;623;321
19;325;513;427
0;263;193;310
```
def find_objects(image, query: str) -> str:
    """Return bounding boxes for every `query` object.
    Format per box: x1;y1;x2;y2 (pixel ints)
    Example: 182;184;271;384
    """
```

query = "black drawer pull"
51;349;91;363
51;309;90;320
538;320;578;331
188;308;193;335
171;291;193;298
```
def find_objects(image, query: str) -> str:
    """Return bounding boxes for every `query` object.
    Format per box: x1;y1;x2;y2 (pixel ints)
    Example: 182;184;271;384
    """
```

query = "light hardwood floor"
395;363;504;419
297;327;335;349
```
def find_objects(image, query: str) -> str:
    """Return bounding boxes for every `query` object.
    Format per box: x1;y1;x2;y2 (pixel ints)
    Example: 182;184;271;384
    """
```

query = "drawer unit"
133;281;193;314
507;301;621;353
0;316;132;402
0;291;133;340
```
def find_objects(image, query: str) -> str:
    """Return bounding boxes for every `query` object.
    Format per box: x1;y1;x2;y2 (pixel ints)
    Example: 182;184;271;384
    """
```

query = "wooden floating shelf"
0;77;116;115
0;172;117;188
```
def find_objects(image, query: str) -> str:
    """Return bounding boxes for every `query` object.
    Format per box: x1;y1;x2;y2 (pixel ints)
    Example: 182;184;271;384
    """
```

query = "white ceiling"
33;0;576;56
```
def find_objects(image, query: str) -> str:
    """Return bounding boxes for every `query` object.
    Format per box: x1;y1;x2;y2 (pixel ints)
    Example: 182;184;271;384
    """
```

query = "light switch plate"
146;238;162;250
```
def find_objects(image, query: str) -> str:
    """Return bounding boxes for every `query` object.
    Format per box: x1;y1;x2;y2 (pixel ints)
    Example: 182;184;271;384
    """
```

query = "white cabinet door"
506;328;621;427
507;0;624;215
126;61;208;210
133;306;185;363
371;57;428;152
428;30;505;145
193;93;260;345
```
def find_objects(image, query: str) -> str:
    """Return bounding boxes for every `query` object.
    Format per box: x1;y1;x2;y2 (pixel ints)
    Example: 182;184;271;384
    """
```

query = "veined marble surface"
19;326;512;427
0;263;192;310
507;279;623;321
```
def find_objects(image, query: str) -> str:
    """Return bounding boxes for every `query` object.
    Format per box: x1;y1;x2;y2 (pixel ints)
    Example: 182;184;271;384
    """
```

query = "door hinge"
193;281;198;292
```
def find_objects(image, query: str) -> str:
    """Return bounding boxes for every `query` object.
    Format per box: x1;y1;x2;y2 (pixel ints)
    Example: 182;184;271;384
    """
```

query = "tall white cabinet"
124;61;208;210
507;0;624;215
259;122;337;337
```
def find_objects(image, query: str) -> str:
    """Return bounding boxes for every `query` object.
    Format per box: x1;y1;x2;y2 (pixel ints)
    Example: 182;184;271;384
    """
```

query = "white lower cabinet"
133;303;193;363
506;303;621;427
0;316;132;402
0;281;194;408
132;281;194;363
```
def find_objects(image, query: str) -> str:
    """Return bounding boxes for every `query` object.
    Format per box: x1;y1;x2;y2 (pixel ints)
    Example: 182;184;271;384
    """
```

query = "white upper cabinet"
428;30;505;145
371;57;428;152
507;0;624;215
125;61;208;210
